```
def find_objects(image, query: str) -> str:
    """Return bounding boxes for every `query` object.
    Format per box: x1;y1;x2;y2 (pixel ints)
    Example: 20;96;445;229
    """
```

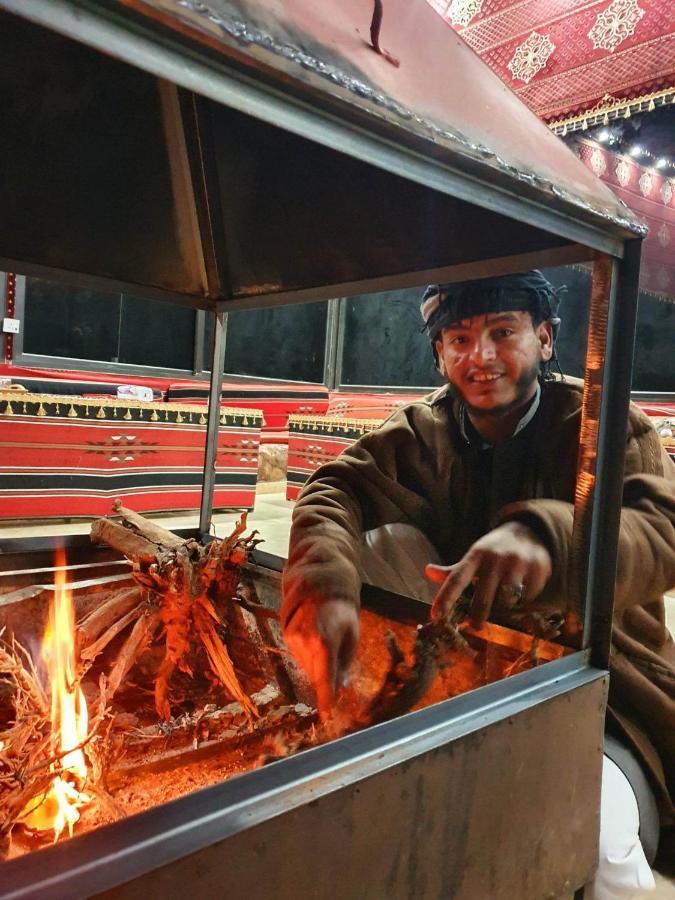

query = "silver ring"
498;582;525;604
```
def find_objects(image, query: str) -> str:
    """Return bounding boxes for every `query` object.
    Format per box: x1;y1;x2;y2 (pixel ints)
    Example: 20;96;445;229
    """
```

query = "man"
281;271;675;898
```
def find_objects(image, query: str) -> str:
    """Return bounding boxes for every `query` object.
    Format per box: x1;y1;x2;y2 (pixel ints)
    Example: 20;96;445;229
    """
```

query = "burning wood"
0;551;114;854
89;502;264;721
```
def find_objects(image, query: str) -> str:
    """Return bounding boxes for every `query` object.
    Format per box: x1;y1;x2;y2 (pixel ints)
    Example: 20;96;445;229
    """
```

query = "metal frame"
199;311;227;535
583;244;642;668
2;1;627;262
0;637;598;898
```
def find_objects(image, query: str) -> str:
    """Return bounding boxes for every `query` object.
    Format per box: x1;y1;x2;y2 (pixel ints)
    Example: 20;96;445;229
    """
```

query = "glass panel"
542;264;675;391
204;302;328;382
119;294;195;370
340;288;443;388
540;265;590;380
23;276;121;363
633;294;675;391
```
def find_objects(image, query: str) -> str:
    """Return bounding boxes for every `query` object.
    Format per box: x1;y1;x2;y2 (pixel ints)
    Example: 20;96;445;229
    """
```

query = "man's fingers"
469;567;501;628
336;621;359;687
425;563;452;584
286;626;334;715
522;565;549;603
427;559;478;621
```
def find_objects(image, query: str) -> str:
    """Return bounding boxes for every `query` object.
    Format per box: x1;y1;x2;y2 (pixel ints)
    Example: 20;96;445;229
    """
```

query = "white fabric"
586;756;655;899
360;523;440;604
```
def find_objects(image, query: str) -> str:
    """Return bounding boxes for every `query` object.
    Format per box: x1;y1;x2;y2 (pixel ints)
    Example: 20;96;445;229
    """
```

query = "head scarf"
420;270;561;343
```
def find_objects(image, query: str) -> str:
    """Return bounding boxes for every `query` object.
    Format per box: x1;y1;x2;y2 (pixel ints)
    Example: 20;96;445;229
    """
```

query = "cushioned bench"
0;391;263;518
286;415;382;501
166;381;329;444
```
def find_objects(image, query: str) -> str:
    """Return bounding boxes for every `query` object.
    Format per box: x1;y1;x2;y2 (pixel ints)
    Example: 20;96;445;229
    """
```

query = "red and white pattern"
578;139;675;300
507;31;556;83
0;393;262;518
588;0;645;54
428;0;675;120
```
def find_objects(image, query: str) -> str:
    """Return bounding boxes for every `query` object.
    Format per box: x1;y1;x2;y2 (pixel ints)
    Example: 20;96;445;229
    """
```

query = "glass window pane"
633;294;675;391
119;294;195;370
340;288;442;388
207;302;328;382
23;276;121;363
540;265;590;380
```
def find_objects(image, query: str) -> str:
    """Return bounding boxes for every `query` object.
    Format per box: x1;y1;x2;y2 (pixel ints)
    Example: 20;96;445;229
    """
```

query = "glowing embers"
19;548;91;841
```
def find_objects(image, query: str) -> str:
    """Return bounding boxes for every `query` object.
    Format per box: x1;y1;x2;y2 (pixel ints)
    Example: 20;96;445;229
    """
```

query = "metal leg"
583;242;642;669
199;310;226;536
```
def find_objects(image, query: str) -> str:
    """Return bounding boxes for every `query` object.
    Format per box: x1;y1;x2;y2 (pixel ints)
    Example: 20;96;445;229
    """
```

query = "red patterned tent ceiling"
576;137;675;299
427;0;675;122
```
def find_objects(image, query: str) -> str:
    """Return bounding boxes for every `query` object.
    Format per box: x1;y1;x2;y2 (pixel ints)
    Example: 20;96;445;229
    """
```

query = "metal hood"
0;0;644;311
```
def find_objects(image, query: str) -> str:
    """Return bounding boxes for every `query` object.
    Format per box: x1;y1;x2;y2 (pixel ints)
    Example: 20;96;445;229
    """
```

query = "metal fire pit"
0;1;645;897
0;538;604;899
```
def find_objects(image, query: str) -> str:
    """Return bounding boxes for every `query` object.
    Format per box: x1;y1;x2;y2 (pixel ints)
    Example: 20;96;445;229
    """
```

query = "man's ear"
435;338;447;376
538;321;553;362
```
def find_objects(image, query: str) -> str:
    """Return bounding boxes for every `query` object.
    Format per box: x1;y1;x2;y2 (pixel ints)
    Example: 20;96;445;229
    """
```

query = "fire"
19;548;90;840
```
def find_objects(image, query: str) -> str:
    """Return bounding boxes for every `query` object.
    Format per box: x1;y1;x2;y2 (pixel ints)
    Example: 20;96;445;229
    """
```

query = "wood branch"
362;621;458;726
193;599;258;719
111;500;184;549
107;611;161;697
0;638;49;718
89;507;267;723
77;586;142;650
90;519;159;565
80;603;146;664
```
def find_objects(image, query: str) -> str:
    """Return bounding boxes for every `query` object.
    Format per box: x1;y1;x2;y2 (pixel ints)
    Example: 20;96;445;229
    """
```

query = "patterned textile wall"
577;138;675;299
427;0;675;120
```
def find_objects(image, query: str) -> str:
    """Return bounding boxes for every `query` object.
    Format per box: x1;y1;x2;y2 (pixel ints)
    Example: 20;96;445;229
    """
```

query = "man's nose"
469;336;497;363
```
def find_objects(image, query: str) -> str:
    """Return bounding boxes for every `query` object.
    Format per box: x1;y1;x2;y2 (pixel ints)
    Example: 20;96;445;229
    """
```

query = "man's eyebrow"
444;313;521;330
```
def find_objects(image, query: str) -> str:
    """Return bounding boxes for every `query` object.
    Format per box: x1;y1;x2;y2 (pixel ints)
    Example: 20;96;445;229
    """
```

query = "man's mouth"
468;372;502;384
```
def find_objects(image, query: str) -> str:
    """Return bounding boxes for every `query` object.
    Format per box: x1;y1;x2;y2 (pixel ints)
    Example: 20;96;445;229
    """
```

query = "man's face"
434;311;553;417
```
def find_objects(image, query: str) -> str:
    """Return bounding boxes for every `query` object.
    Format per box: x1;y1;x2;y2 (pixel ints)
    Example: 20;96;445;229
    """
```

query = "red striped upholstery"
167;381;329;443
0;392;262;517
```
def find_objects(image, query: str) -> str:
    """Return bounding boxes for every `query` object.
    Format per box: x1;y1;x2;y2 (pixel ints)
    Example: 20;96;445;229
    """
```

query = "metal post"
199;309;227;536
582;240;642;669
322;298;340;390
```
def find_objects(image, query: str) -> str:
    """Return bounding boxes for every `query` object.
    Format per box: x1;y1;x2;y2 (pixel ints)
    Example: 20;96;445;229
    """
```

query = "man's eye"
495;328;514;338
449;336;466;345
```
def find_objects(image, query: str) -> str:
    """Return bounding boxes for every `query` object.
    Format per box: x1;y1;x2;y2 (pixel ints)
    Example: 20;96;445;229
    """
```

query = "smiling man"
281;270;675;897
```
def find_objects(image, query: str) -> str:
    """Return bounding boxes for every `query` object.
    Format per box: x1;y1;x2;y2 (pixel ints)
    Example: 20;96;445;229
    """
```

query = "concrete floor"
1;487;674;896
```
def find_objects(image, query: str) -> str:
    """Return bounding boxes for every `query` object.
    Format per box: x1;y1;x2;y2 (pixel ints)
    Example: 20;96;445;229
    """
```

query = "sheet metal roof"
113;0;643;238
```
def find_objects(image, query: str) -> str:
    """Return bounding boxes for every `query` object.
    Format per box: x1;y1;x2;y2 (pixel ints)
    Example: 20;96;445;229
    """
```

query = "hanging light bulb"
630;145;643;157
597;129;610;142
647;99;655;111
624;106;631;118
656;159;669;169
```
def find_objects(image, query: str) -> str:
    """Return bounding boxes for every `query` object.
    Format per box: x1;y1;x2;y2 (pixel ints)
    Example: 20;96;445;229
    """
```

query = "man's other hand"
282;598;359;716
425;521;552;628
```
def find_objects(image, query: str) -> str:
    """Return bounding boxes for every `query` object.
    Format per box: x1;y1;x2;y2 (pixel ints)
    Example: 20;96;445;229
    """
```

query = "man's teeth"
471;373;501;383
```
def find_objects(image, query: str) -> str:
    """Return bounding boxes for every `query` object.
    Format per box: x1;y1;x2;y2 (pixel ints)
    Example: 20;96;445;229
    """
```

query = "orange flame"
20;548;90;840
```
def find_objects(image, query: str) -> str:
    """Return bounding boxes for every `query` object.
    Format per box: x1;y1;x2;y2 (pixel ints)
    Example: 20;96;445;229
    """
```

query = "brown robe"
282;378;675;824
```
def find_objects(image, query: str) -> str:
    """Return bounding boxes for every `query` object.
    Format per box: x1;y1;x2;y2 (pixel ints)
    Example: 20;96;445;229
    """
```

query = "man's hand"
425;521;552;628
282;598;359;716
